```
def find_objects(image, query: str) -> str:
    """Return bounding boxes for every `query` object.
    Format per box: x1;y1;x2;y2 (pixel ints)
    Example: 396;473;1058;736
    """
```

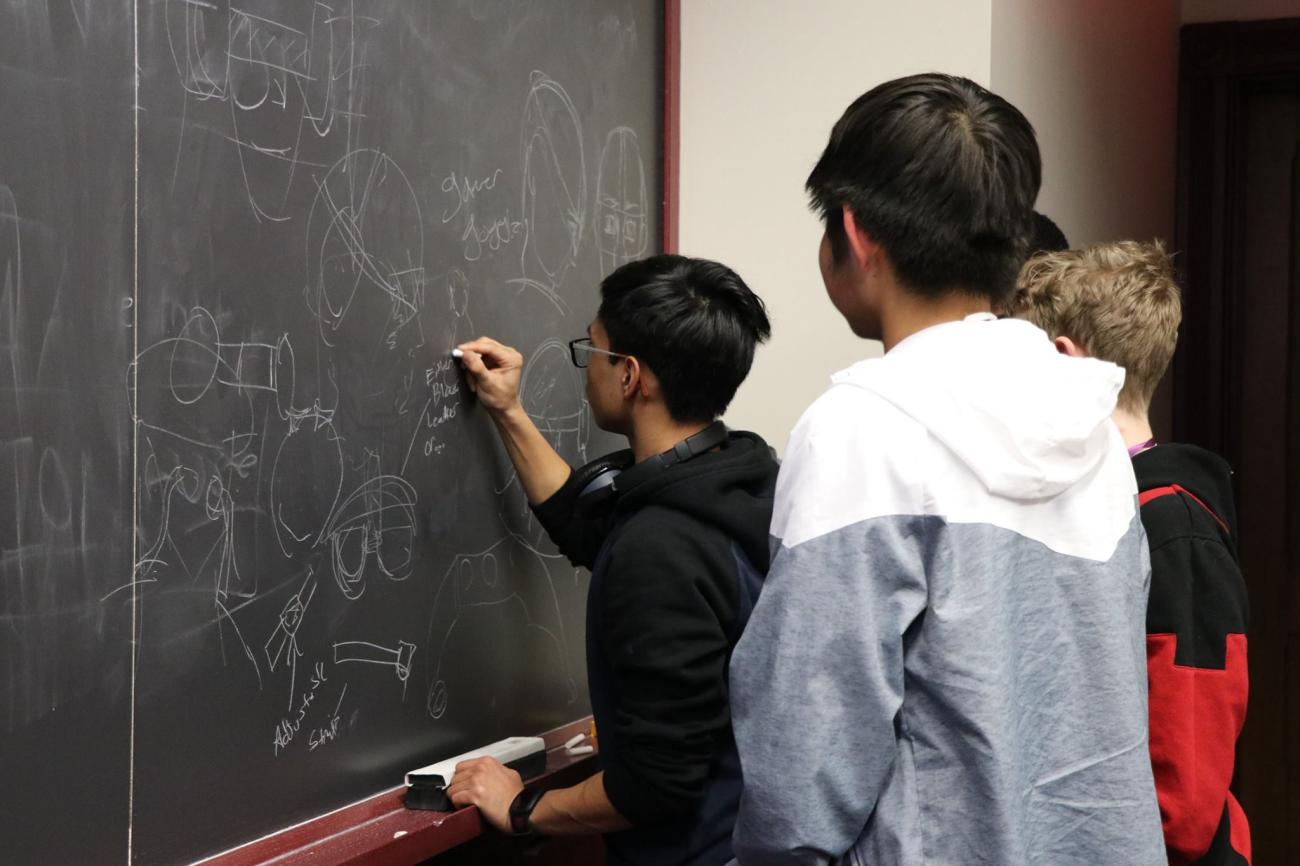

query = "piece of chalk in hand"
567;745;594;755
451;348;464;359
564;733;586;750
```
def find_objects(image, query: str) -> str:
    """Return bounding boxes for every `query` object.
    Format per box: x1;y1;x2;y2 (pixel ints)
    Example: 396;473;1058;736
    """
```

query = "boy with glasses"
446;254;777;866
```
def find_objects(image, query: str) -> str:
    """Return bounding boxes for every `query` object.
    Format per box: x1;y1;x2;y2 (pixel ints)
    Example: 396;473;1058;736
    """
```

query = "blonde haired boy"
1009;241;1252;866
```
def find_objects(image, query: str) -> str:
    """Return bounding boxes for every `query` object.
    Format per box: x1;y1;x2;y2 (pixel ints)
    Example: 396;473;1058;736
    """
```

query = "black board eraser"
402;772;453;811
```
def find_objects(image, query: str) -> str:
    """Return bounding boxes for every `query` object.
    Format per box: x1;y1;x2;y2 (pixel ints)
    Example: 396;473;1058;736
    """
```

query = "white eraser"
451;348;464;359
405;736;545;787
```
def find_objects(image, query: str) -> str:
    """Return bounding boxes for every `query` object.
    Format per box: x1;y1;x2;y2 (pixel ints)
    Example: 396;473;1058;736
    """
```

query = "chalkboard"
0;2;663;863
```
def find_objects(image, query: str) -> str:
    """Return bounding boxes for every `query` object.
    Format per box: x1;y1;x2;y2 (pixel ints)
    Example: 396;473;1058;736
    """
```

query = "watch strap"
508;786;546;836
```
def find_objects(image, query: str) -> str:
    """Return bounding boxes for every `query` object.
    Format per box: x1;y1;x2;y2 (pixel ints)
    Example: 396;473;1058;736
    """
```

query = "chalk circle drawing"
304;148;426;350
123;303;313;687
271;419;418;603
520;339;589;464
425;539;576;722
270;402;344;559
130;305;297;460
493;340;592;553
594;126;648;273
162;0;378;221
37;445;72;530
513;71;586;314
321;450;418;600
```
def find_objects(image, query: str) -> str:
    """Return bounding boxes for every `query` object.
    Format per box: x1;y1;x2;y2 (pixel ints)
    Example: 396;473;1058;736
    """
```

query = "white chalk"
451;348;464;359
566;745;594;756
393;830;408;839
564;733;586;750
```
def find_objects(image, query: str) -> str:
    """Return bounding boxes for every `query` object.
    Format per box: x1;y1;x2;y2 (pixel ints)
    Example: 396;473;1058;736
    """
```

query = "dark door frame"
1173;18;1300;462
1174;17;1300;864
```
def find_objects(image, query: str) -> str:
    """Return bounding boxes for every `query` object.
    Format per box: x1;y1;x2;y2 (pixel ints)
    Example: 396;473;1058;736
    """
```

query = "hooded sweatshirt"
729;314;1167;866
1133;443;1250;865
533;430;778;866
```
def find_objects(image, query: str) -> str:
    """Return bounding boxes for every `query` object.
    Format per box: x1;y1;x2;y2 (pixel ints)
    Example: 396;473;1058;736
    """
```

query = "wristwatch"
508;786;547;836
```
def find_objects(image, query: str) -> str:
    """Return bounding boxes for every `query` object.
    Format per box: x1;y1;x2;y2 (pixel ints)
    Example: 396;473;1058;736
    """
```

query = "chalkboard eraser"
402;773;453;811
403;736;547;811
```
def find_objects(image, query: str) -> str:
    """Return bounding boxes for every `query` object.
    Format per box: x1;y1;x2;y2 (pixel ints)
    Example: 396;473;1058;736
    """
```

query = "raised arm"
456;337;611;567
456;337;572;505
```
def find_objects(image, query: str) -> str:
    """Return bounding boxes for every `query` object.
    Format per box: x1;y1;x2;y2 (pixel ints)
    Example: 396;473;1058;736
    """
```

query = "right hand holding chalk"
454;337;524;415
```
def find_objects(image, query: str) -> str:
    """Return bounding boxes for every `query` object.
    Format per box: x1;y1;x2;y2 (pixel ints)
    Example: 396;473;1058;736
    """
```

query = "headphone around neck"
572;421;729;517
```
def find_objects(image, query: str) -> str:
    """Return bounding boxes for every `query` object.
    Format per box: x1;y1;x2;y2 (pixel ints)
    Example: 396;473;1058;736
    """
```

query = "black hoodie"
533;430;778;866
1132;443;1250;866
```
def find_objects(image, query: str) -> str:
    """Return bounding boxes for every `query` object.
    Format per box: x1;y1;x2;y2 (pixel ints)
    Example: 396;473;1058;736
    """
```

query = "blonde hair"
1006;241;1180;413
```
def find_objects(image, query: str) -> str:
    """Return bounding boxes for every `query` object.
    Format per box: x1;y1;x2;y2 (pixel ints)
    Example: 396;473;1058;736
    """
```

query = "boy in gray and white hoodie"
728;74;1166;866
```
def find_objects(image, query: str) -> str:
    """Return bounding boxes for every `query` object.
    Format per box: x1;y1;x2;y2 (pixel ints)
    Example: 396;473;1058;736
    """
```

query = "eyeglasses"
568;337;631;369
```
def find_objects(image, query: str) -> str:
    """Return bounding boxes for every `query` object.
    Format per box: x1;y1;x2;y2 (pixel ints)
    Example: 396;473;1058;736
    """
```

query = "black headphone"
573;421;729;517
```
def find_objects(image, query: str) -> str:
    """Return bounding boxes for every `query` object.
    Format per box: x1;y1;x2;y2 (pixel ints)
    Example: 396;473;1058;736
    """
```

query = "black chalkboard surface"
1;2;661;863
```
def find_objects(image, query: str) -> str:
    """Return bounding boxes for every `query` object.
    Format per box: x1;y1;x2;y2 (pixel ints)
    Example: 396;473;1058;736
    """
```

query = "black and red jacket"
1133;443;1250;865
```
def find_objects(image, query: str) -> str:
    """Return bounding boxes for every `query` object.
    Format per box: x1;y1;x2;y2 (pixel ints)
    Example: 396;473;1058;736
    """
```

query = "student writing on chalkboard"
446;255;777;866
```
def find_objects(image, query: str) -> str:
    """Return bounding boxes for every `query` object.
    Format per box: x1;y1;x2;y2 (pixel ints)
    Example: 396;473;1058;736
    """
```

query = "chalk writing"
308;684;349;751
273;661;328;756
440;168;504;223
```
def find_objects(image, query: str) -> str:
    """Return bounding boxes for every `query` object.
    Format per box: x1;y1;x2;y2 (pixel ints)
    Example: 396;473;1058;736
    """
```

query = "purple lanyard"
1127;438;1156;458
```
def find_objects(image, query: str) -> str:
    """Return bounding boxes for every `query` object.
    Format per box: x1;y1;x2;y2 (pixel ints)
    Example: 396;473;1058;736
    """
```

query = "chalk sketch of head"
501;340;590;549
520;339;589;464
595;127;649;273
519;72;587;303
425;539;576;722
304;148;426;364
162;0;373;222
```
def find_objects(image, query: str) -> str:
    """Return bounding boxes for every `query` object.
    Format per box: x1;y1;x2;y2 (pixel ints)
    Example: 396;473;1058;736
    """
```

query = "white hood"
834;314;1125;501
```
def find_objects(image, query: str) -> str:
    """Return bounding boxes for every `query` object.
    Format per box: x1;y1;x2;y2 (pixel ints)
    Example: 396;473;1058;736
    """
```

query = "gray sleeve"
728;515;931;866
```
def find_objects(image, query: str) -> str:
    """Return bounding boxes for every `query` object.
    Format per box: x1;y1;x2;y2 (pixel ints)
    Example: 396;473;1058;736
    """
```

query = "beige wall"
680;2;1181;450
990;0;1179;248
678;0;992;452
990;0;1180;435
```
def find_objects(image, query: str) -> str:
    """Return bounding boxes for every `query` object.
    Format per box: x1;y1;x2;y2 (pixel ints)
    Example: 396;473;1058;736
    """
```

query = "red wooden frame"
662;0;681;254
199;719;596;866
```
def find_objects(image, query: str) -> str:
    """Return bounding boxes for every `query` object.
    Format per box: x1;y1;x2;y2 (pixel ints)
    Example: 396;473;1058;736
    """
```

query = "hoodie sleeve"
1143;496;1250;863
729;401;929;865
531;468;615;569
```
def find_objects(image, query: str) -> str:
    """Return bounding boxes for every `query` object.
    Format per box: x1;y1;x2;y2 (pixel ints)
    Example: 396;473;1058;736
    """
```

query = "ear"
1054;335;1087;358
621;356;641;400
841;205;880;272
629;358;661;403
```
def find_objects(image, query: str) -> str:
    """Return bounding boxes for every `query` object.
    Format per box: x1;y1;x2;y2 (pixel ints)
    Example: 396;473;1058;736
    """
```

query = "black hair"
1030;211;1069;255
807;73;1041;304
598;255;771;423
